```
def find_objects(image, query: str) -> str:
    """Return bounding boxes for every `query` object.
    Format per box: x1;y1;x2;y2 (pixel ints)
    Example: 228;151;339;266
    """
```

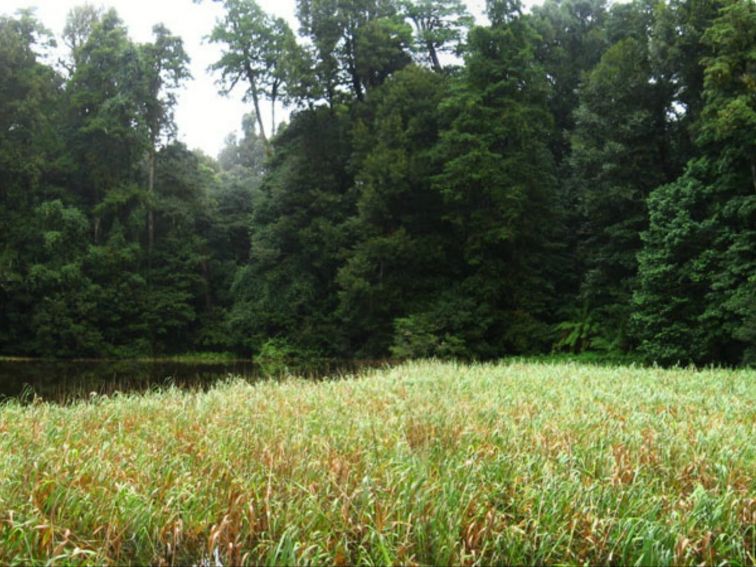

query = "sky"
2;0;499;157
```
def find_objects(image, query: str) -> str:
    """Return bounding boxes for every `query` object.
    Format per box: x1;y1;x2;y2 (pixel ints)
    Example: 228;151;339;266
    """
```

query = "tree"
207;116;266;349
401;0;473;72
697;0;755;190
139;24;191;254
229;107;355;355
0;10;61;210
2;0;754;365
208;0;297;146
337;66;450;355
0;11;66;353
531;0;608;162
296;0;412;103
651;0;726;150
61;4;103;74
633;0;756;365
568;3;678;349
26;200;103;357
64;8;146;242
430;3;561;355
217;112;266;174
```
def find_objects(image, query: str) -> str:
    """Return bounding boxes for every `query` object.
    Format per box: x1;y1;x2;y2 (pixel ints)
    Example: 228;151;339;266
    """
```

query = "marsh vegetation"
1;361;753;565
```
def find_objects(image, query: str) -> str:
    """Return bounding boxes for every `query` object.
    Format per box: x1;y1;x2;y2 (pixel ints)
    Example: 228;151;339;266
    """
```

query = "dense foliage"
0;0;753;365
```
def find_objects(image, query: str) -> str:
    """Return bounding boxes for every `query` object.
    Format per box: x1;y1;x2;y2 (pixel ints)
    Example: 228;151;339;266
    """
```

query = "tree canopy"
0;0;753;365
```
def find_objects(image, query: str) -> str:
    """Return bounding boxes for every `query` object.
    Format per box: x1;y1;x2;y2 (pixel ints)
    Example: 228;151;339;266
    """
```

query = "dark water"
0;359;377;403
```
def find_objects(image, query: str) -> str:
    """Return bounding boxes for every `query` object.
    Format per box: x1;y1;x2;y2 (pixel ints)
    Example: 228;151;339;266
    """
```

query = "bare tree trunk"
244;62;268;148
250;85;268;144
427;40;442;73
411;17;443;73
271;79;279;138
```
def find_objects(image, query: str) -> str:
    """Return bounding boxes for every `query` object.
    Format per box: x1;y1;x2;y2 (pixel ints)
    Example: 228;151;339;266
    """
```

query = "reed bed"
0;360;753;565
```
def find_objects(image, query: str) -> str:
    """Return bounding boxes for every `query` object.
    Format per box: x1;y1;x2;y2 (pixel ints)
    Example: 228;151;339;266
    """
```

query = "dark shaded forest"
0;0;753;365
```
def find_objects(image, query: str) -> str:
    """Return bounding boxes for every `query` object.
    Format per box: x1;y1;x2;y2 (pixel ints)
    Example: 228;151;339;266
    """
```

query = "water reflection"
0;359;378;403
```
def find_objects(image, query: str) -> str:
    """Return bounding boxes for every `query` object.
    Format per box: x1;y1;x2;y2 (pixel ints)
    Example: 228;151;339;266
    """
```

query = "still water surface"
0;359;375;402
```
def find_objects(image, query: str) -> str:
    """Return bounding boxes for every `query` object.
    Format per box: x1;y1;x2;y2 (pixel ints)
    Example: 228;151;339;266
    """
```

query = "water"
0;359;377;403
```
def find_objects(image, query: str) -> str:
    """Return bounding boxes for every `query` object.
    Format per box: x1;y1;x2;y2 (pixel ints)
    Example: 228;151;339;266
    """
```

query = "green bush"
390;314;468;359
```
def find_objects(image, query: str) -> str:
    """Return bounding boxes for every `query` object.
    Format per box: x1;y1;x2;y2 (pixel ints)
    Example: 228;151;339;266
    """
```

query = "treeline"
0;0;753;365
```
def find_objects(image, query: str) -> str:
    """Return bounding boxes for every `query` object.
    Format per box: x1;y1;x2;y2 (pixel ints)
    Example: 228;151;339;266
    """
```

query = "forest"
0;0;754;366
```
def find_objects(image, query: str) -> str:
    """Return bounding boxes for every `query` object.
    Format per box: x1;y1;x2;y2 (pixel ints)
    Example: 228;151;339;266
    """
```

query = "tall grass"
0;361;753;565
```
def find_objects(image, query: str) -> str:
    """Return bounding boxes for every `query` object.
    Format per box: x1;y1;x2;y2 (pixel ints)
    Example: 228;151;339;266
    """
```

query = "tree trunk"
345;33;364;101
350;64;364;100
271;79;280;138
250;85;267;144
427;40;442;73
244;62;269;149
327;81;335;109
148;147;156;256
412;17;443;73
271;96;277;138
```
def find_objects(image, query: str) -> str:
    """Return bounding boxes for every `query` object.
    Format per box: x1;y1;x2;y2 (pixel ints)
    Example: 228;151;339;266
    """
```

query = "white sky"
1;0;514;157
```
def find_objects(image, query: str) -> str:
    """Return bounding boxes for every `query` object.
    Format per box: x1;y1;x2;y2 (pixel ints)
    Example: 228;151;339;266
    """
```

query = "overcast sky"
2;0;505;157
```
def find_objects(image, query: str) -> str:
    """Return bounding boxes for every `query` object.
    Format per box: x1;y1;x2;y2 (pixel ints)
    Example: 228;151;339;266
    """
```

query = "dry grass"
0;360;753;565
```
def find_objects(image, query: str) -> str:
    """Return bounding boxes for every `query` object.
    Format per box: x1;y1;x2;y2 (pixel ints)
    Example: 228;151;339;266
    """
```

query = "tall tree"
0;10;66;353
139;23;191;254
296;0;411;103
208;0;296;146
531;0;608;162
633;0;756;365
229;107;355;355
568;0;678;350
529;0;610;345
337;66;450;355
0;10;60;211
210;114;267;349
651;0;725;158
430;0;561;355
145;143;213;354
64;8;146;242
60;4;102;74
401;0;473;72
